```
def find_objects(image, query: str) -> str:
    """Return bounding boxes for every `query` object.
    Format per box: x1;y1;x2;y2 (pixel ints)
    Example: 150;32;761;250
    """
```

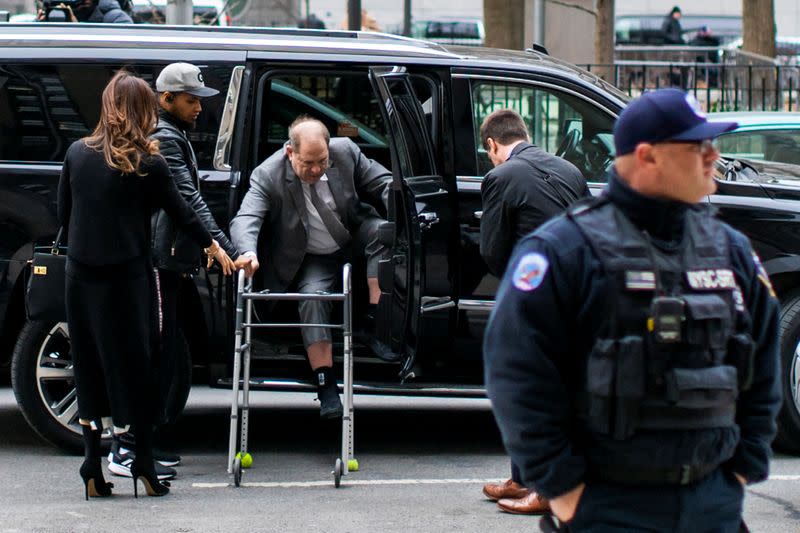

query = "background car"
615;14;742;45
131;0;229;25
710;112;800;166
411;18;484;46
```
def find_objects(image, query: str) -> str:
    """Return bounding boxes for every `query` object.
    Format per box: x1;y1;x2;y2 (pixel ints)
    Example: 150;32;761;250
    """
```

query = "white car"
709;112;800;166
131;0;229;26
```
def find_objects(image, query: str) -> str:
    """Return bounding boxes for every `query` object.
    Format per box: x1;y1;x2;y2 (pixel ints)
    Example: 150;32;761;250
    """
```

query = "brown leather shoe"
497;491;551;515
482;479;529;501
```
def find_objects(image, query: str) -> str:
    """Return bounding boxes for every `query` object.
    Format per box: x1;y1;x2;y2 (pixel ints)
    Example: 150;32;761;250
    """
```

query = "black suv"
2;24;800;454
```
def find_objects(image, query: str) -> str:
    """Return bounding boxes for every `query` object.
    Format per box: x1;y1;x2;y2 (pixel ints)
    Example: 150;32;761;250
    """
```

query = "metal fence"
583;46;800;112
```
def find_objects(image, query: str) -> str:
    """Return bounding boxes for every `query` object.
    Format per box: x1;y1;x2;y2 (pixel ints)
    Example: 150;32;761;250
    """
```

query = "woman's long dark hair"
85;71;159;175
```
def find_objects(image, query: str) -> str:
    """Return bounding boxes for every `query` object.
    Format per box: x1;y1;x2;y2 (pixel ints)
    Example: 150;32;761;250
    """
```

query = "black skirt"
65;256;158;429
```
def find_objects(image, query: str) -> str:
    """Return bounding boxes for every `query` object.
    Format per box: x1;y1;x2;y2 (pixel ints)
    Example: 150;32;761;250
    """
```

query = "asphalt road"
1;386;799;532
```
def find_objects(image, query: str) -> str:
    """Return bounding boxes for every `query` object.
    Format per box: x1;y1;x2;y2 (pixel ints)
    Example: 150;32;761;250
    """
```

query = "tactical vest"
569;198;755;441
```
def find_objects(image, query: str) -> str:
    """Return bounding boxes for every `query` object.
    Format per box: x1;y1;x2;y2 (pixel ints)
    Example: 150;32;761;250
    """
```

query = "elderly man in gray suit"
230;117;394;418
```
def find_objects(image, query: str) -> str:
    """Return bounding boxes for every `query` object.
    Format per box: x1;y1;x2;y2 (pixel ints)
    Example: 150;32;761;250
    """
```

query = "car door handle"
420;296;456;314
419;212;439;229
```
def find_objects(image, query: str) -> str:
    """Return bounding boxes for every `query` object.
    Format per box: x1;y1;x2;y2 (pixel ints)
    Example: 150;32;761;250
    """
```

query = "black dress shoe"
362;334;402;363
317;385;343;419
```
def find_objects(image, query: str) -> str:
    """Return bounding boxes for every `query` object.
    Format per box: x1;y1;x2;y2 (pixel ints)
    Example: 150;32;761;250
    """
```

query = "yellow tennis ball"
241;453;253;468
347;459;359;472
235;452;253;468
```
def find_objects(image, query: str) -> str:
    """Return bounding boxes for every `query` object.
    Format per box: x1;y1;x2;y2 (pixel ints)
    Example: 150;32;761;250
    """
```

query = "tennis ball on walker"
236;452;253;468
347;459;359;472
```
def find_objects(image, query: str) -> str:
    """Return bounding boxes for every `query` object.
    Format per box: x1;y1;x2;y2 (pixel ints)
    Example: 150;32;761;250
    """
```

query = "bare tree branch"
546;0;596;18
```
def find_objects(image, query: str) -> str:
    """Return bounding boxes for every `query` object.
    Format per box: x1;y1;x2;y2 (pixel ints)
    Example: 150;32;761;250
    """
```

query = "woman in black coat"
57;71;228;498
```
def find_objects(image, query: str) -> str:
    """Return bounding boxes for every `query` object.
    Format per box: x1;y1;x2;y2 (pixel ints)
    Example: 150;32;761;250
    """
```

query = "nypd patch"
686;269;736;290
512;253;549;292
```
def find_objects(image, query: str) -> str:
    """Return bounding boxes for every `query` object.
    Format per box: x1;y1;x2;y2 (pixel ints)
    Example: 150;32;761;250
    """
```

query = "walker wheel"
334;458;343;488
347;458;359;472
233;456;242;487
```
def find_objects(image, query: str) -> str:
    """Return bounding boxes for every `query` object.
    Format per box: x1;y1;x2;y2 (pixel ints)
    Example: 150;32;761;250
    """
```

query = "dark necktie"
308;183;351;248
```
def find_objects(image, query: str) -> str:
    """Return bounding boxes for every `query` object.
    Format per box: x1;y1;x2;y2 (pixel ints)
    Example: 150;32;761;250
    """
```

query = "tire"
775;293;800;454
11;320;192;454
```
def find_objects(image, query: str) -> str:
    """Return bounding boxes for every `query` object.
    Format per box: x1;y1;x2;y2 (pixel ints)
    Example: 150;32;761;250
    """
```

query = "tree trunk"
484;0;525;50
593;0;615;82
742;0;776;58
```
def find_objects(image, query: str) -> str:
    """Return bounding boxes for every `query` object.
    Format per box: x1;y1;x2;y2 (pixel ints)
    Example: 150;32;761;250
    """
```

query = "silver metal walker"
227;265;357;487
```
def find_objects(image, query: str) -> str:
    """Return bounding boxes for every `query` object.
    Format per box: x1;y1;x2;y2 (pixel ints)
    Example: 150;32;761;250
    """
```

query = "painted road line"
194;478;502;489
194;475;800;489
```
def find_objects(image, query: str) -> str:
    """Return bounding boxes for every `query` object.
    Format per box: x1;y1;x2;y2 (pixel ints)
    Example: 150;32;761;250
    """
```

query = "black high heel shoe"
130;459;170;498
79;461;114;500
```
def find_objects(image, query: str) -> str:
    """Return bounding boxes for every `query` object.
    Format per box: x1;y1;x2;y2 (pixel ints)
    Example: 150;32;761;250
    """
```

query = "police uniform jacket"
483;170;781;499
480;142;589;277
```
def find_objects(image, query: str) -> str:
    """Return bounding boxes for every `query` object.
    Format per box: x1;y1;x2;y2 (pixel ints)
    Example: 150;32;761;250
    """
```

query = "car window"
717;129;800;165
256;72;389;167
470;80;615;181
0;63;231;168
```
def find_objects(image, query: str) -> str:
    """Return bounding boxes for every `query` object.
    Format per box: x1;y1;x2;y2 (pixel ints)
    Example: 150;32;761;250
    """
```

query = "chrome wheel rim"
34;323;110;440
793;339;800;415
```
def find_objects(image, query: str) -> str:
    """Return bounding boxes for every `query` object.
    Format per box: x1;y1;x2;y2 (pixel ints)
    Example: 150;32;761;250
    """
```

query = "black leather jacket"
151;110;238;274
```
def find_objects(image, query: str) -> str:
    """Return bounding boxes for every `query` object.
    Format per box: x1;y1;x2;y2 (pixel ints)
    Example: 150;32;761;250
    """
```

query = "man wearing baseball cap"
484;88;781;531
107;63;252;479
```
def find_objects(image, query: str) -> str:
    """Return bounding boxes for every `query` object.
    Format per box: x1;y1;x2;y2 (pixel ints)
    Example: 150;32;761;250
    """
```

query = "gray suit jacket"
230;137;391;291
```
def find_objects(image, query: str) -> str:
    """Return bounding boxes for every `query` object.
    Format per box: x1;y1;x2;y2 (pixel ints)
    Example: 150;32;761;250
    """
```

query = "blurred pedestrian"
58;71;222;499
661;6;683;44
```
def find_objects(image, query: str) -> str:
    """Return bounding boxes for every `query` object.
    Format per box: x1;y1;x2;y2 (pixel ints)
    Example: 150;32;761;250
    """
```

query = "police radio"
643;231;685;343
648;297;685;343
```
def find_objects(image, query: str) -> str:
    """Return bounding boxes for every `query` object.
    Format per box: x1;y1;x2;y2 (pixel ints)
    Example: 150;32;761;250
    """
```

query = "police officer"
484;88;782;532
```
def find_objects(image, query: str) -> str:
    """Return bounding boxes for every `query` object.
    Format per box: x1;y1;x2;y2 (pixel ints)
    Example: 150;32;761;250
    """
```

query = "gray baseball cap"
156;62;219;98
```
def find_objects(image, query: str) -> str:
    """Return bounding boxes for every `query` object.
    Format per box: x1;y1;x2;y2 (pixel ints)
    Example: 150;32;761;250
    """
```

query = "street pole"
403;0;411;36
348;0;361;31
166;0;193;25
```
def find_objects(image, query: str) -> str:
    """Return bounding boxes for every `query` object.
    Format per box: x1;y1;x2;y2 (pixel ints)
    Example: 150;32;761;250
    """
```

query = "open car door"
369;66;456;376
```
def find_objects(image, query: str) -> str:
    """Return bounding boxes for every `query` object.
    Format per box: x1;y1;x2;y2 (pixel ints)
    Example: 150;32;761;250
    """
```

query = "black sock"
314;366;335;389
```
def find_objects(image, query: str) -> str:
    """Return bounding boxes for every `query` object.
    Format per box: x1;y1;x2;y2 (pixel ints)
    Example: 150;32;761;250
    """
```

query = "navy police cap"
613;89;738;156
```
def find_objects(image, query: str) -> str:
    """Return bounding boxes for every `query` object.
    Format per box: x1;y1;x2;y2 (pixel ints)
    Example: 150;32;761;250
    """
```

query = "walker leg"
227;271;247;474
240;297;253;464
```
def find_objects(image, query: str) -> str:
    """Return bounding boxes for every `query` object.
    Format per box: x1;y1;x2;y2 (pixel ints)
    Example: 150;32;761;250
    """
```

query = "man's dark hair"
670;6;681;15
480;109;529;150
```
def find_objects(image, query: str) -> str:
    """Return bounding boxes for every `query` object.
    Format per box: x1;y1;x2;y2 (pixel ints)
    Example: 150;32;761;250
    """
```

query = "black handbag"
26;228;67;322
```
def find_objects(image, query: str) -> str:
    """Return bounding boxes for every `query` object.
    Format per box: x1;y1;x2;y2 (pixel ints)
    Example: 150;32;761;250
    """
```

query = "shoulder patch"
752;251;777;298
512;252;549;292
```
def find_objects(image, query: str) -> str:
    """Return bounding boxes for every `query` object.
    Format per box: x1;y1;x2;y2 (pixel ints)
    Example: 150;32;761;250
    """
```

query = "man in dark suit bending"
479;109;589;515
230;117;393;418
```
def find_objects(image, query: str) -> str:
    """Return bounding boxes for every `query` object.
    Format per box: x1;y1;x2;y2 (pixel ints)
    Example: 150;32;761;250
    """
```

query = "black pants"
66;257;157;430
155;268;181;425
564;469;745;532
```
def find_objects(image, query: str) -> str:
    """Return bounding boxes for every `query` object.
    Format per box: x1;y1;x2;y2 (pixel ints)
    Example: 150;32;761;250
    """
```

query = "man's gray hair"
288;116;330;150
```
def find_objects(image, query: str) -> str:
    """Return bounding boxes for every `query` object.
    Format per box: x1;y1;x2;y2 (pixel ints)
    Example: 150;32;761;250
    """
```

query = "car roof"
0;23;628;103
708;112;800;128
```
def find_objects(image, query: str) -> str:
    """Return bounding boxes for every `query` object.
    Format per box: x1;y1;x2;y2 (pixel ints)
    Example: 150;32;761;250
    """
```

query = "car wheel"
11;320;192;454
775;292;800;454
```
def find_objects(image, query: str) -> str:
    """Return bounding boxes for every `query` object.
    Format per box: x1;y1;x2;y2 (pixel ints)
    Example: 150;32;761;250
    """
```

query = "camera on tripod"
40;0;91;22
